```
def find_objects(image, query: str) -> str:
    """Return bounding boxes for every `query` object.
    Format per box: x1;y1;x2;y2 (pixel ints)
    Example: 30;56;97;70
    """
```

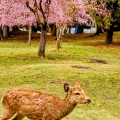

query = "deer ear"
64;83;69;92
75;82;80;87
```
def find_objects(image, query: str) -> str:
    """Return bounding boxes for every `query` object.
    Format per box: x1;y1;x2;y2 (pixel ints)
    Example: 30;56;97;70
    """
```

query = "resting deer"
0;82;91;120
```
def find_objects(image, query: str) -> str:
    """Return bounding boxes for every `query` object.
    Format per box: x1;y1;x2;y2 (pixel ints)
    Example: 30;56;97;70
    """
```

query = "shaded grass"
0;31;120;120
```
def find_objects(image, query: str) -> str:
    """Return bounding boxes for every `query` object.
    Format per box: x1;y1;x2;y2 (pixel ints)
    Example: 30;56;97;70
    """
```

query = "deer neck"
58;94;77;118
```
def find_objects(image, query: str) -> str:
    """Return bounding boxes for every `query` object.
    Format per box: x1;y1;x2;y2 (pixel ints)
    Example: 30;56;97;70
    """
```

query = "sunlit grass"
0;31;120;120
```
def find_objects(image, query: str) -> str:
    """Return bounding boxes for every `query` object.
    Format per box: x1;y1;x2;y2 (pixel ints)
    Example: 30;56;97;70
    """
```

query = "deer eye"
76;93;80;95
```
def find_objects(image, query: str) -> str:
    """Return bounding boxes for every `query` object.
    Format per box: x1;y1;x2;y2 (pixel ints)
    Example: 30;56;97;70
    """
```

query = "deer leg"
0;109;15;120
29;119;42;120
12;113;24;120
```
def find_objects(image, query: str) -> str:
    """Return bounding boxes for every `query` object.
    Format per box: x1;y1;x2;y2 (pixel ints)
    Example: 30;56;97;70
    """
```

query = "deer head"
64;82;91;104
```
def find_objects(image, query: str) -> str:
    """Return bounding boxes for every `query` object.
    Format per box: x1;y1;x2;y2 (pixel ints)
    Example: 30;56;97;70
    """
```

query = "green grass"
0;31;120;120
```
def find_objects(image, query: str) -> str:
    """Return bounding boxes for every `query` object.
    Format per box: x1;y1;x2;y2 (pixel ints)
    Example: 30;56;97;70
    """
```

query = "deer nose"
87;99;91;103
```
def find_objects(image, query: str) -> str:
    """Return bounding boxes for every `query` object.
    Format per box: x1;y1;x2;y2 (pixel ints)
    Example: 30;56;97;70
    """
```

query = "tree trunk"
105;24;113;44
38;23;47;57
28;26;32;45
90;25;103;37
94;22;100;35
57;26;62;52
96;25;103;35
105;0;118;44
0;27;4;40
50;24;56;36
3;26;10;39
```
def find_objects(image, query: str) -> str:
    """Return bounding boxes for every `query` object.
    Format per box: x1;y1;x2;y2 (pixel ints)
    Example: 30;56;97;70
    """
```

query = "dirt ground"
1;30;120;48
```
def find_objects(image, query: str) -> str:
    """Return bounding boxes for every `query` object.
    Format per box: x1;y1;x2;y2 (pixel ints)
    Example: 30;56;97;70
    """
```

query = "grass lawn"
0;31;120;120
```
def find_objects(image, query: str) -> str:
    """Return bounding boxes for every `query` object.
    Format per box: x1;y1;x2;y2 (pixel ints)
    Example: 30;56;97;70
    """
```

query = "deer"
0;82;91;120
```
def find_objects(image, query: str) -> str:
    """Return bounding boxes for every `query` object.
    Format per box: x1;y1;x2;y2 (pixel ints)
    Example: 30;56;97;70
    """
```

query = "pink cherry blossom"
0;0;92;27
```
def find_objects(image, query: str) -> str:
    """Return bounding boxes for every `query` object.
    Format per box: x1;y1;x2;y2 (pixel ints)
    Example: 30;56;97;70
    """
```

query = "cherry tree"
0;1;36;26
0;0;92;57
84;0;107;35
84;0;120;44
49;0;92;51
0;0;36;39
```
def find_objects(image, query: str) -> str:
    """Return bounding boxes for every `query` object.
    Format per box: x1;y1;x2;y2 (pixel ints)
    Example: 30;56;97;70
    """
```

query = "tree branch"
26;1;35;13
39;0;46;22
